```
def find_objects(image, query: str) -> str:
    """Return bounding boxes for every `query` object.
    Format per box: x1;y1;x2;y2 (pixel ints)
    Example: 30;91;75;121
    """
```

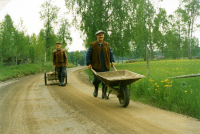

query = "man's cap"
56;42;61;45
95;30;105;35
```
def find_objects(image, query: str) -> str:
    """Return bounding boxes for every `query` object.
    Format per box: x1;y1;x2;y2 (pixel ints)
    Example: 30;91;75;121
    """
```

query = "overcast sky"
0;0;199;52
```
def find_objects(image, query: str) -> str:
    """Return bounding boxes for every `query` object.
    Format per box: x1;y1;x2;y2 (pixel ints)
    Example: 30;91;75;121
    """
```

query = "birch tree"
39;0;60;64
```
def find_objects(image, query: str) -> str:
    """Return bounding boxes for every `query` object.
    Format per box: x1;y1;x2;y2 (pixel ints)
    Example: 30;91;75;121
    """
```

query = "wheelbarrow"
44;68;67;85
91;67;145;107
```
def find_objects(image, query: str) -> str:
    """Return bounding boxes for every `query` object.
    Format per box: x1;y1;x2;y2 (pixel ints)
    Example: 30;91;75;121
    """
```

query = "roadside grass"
85;59;200;119
0;62;75;82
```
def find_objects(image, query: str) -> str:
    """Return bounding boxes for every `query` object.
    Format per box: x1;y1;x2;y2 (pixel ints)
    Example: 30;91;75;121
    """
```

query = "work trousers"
56;66;67;80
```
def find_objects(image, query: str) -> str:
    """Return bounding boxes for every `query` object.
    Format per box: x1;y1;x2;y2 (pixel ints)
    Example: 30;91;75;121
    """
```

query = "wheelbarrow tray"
96;70;145;87
47;71;58;80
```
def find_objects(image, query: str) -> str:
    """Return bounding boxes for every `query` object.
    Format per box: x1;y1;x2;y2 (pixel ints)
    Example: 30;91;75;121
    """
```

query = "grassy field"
85;59;200;120
0;62;75;82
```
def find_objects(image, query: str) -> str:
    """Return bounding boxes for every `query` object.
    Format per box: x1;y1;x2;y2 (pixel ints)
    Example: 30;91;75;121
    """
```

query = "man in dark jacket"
53;42;68;86
86;30;115;99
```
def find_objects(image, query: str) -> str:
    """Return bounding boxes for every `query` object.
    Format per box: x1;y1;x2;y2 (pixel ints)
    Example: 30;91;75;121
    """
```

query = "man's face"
96;33;104;41
56;43;61;50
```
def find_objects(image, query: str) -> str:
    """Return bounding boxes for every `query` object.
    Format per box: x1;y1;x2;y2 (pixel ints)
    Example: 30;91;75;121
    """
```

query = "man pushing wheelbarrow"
53;42;68;86
86;30;115;99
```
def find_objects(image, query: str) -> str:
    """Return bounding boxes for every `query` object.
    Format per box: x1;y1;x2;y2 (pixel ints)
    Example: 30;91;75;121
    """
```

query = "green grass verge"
85;59;200;120
0;62;76;82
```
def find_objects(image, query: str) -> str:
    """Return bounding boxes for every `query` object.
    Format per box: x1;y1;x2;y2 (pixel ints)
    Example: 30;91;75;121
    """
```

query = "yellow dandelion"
165;79;169;82
155;83;157;85
155;89;157;90
164;85;169;87
185;91;187;93
157;85;159;87
161;81;164;82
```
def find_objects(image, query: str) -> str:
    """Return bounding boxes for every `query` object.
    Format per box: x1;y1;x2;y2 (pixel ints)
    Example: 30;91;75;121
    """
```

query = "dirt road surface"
0;66;200;134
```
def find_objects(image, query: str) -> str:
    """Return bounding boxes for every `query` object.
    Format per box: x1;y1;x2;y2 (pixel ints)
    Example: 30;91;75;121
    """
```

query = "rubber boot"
58;77;62;86
60;77;66;86
93;85;98;97
102;84;108;99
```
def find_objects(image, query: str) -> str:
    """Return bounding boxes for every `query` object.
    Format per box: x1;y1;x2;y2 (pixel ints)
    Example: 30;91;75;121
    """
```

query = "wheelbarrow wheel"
118;85;129;107
44;70;47;85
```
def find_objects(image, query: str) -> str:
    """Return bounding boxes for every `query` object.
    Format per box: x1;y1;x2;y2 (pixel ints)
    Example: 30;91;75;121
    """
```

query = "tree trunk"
45;47;47;65
188;20;191;58
150;44;153;60
149;27;153;60
178;26;181;59
190;12;194;57
146;46;149;76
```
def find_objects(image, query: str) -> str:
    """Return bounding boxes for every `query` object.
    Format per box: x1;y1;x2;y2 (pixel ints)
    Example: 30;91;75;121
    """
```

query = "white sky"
0;0;199;52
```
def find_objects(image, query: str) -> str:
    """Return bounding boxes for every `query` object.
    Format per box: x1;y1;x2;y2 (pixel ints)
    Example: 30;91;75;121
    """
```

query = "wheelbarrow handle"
113;66;117;71
91;68;97;75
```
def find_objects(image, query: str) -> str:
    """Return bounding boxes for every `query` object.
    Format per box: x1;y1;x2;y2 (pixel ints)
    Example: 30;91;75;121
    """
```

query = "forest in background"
0;0;200;68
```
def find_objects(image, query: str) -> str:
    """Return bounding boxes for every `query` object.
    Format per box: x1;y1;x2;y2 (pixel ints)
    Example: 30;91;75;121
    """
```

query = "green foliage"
68;51;86;66
0;62;75;82
0;63;52;81
65;0;132;57
39;0;60;63
66;0;200;60
57;18;72;48
0;14;15;64
176;0;200;58
28;46;35;63
73;50;83;66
